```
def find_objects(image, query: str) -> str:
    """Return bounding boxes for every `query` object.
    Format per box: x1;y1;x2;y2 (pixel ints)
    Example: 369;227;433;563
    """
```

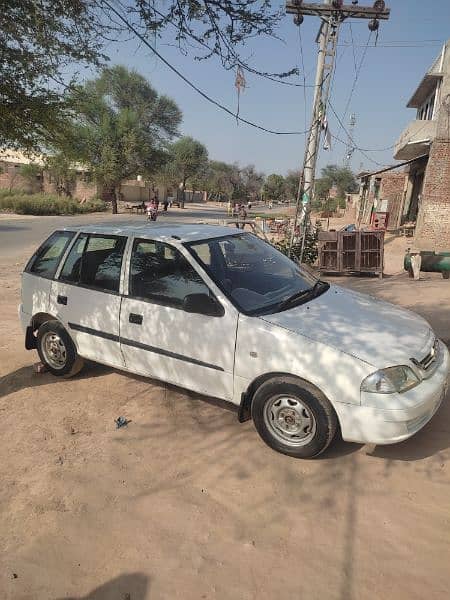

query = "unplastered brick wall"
415;140;450;250
379;172;407;230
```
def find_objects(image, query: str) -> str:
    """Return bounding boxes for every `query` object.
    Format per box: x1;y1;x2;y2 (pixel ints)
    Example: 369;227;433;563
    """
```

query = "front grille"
411;338;440;377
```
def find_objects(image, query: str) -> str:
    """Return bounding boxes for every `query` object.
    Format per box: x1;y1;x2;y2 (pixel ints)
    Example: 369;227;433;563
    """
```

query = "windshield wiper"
277;280;329;311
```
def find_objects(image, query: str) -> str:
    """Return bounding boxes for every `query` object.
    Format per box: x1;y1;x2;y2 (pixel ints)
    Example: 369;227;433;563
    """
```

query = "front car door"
49;232;128;368
120;237;238;400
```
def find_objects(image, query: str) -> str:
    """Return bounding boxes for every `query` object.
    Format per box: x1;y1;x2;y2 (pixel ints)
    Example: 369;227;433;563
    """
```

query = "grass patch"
0;193;106;215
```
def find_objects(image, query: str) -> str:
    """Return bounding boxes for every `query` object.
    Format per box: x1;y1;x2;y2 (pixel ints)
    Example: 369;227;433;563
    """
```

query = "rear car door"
49;232;127;368
120;238;238;400
21;230;76;320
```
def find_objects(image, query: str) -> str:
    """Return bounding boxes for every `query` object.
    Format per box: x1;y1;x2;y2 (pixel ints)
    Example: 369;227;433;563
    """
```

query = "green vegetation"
59;65;182;213
2;1;284;151
0;193;106;216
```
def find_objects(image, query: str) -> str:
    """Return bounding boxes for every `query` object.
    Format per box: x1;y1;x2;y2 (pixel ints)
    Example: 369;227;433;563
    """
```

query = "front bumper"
336;341;450;445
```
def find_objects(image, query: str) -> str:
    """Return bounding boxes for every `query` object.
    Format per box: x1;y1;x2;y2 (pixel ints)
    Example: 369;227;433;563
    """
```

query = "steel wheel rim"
41;331;67;370
263;395;317;447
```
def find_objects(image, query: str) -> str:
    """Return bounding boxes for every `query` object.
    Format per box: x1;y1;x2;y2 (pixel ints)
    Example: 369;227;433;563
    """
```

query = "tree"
1;0;104;151
263;174;286;203
315;165;358;205
284;170;302;201
169;137;208;208
2;2;289;151
63;66;182;213
18;163;43;193
45;154;76;197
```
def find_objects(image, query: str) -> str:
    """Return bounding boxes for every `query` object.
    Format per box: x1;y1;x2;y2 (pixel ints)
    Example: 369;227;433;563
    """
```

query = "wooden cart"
318;230;384;278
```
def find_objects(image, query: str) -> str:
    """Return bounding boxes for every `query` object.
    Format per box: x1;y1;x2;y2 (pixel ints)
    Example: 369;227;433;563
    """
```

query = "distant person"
227;199;233;216
236;204;247;229
146;199;157;221
247;201;252;210
268;200;273;210
163;198;169;211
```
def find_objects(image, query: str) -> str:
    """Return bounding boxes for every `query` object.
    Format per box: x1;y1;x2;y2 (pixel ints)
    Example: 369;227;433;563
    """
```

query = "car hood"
261;284;433;368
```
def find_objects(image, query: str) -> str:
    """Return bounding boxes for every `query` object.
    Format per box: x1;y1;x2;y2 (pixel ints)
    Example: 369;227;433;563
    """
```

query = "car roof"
62;222;241;243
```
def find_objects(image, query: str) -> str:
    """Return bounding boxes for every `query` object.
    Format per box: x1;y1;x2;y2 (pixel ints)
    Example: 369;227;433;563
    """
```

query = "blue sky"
99;0;450;175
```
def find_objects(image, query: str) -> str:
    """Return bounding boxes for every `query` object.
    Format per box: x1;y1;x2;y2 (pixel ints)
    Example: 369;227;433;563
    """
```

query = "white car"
19;224;449;458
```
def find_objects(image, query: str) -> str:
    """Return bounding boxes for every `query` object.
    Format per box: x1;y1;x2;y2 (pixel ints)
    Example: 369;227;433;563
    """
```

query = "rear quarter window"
25;231;75;279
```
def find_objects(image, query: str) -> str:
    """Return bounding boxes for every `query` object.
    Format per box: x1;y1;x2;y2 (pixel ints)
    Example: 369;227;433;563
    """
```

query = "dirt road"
1;234;450;600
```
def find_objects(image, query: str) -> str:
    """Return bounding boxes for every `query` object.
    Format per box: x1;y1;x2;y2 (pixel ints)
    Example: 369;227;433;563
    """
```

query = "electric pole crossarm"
286;3;390;19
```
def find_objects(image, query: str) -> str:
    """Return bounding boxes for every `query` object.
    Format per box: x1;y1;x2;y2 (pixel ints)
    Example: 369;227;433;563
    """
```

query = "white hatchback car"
20;223;449;458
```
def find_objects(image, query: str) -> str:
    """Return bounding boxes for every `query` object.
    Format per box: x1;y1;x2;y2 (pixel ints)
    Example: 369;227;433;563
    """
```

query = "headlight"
361;366;420;394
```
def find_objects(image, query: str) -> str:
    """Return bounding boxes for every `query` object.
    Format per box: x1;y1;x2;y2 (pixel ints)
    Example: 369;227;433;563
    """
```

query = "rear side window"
27;231;75;279
59;233;127;293
129;239;209;308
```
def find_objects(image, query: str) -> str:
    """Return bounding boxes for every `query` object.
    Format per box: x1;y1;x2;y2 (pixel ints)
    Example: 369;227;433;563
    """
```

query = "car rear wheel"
37;321;84;377
251;376;337;458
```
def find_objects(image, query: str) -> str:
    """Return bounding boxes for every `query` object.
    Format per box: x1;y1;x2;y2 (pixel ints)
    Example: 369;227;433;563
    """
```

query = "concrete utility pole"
286;0;390;258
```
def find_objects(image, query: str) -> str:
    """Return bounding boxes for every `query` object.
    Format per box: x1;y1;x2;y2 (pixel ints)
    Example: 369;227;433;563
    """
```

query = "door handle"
129;313;143;325
57;294;68;305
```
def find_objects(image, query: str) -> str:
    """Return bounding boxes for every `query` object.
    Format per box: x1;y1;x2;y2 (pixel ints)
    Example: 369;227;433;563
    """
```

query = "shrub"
0;193;106;215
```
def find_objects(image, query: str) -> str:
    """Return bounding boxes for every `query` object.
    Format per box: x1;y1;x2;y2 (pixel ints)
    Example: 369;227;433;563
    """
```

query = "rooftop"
407;41;449;108
62;222;241;243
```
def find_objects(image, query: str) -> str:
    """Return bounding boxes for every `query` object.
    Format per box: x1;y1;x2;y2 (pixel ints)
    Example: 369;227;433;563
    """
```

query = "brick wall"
380;172;407;230
0;162;42;193
414;140;450;250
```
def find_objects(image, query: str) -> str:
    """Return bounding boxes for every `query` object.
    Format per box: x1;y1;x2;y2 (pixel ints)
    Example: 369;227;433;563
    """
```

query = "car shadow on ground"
2;359;449;462
0;361;111;400
53;573;150;600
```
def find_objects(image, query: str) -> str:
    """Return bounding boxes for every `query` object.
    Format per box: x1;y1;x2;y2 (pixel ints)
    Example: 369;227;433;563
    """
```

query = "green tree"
316;165;358;203
2;2;288;151
64;66;182;213
18;163;43;192
284;170;302;201
45;154;76;197
263;174;286;203
1;0;104;151
169;137;208;208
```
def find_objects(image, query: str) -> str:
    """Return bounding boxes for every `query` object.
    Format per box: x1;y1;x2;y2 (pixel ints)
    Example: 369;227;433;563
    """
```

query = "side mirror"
183;293;224;317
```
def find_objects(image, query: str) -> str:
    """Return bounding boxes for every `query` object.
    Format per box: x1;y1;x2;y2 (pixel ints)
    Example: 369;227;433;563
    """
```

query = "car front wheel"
37;320;84;377
251;376;338;458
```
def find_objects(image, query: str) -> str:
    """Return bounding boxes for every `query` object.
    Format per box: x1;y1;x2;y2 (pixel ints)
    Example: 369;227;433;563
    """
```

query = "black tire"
251;376;337;458
36;320;84;377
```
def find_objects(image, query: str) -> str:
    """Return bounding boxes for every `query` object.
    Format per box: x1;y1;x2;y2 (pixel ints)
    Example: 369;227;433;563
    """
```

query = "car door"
49;232;128;368
22;230;76;319
120;237;238;400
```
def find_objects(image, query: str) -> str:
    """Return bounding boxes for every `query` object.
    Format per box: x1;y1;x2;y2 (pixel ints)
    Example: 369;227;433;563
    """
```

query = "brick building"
0;150;98;201
394;40;450;249
358;168;408;231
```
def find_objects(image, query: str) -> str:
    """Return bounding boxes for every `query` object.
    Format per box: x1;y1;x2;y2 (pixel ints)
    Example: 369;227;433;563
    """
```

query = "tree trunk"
112;186;120;214
180;178;186;209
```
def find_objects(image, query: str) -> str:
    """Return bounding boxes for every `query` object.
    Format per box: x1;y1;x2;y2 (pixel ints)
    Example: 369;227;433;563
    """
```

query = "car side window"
59;234;127;293
27;231;75;279
129;239;210;308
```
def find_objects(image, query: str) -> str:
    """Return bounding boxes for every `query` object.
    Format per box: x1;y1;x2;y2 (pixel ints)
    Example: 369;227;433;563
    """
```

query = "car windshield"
187;233;328;315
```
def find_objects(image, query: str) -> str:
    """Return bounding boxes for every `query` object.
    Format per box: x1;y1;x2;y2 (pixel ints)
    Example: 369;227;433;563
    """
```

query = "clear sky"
97;0;450;176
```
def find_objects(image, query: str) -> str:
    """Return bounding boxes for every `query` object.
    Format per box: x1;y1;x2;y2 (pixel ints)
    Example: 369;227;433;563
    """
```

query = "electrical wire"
348;22;358;73
100;0;311;135
337;30;373;139
128;1;319;88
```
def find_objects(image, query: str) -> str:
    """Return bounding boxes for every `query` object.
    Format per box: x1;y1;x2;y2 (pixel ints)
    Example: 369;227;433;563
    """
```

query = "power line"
339;30;372;135
128;1;319;89
101;0;311;136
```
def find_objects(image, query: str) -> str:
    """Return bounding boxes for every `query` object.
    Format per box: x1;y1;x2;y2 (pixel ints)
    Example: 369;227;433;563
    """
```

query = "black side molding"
68;322;224;372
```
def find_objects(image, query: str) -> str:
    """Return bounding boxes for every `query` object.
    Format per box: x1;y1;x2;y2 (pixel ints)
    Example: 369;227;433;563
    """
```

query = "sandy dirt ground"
1;231;450;600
